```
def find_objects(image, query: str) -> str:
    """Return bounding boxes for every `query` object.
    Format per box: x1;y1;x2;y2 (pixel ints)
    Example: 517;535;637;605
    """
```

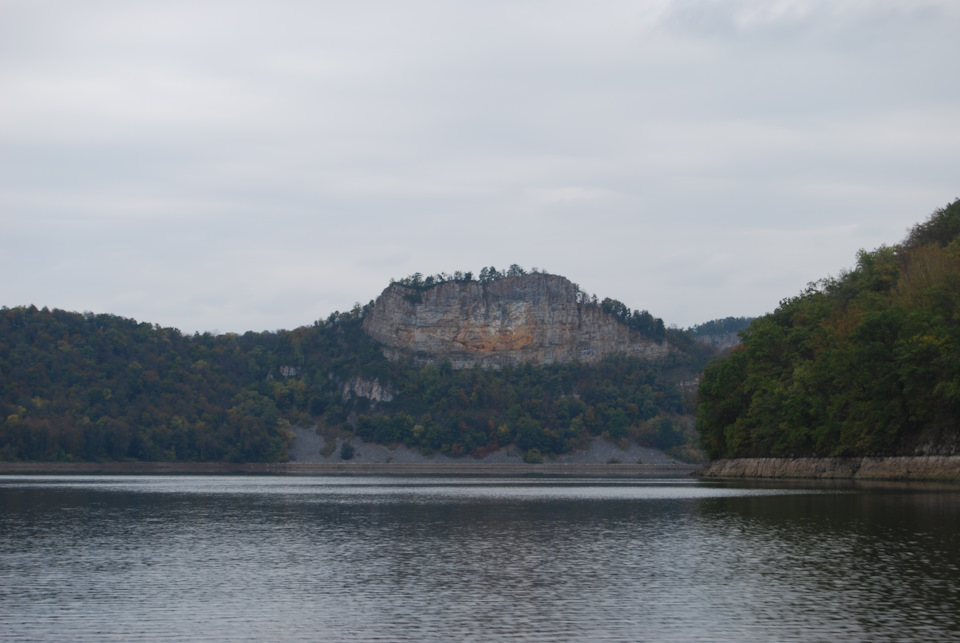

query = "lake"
1;475;958;642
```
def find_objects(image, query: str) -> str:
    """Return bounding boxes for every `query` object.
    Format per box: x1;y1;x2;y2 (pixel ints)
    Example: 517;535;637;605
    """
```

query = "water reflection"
1;476;958;642
692;484;960;640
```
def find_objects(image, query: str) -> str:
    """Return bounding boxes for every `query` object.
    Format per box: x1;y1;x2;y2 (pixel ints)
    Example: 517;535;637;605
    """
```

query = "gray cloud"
2;0;958;333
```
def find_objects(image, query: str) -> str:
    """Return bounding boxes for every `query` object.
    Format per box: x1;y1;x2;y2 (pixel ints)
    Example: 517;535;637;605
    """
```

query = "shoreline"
8;457;959;481
695;456;960;482
0;461;699;477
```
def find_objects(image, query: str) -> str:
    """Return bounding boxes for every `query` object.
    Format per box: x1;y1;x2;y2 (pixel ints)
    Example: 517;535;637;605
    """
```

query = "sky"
2;0;958;334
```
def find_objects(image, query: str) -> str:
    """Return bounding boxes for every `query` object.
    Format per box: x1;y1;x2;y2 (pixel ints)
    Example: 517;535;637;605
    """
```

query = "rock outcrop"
341;377;394;404
362;273;669;368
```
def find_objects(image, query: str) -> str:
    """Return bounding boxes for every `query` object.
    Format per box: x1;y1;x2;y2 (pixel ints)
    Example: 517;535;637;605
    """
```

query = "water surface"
2;476;958;641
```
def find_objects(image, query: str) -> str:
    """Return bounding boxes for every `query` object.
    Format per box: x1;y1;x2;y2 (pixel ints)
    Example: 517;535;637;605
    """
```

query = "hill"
697;198;960;459
687;317;754;352
0;268;715;463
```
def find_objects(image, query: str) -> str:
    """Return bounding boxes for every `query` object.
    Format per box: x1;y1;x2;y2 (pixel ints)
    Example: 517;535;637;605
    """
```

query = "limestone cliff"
362;273;669;368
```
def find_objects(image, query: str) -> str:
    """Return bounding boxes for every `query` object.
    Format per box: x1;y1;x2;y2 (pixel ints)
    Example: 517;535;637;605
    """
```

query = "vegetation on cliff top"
1;279;711;462
698;199;960;459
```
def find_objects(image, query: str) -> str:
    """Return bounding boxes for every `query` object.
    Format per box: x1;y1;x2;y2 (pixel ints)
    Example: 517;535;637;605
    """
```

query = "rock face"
362;273;669;368
341;377;394;404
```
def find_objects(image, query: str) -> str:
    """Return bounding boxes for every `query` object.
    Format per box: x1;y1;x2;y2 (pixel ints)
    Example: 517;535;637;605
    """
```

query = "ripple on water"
1;476;959;642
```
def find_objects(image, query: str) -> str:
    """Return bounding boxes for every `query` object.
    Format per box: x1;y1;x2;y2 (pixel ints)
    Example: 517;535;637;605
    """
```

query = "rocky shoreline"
695;456;960;482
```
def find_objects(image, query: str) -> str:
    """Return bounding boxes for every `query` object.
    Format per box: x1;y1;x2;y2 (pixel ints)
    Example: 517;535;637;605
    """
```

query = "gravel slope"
289;426;679;465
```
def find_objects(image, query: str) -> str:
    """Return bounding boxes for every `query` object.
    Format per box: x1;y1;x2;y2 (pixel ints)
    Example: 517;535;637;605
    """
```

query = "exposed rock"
341;377;394;404
694;456;960;482
362;273;669;368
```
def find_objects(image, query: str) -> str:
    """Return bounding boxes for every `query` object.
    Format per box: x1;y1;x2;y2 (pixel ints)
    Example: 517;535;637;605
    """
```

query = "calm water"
1;476;958;642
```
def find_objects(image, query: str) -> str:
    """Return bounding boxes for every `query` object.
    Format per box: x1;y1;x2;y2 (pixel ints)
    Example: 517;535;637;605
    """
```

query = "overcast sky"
2;0;958;334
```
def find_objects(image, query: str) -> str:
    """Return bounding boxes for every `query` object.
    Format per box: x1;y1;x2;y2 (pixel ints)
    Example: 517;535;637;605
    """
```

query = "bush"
523;448;544;464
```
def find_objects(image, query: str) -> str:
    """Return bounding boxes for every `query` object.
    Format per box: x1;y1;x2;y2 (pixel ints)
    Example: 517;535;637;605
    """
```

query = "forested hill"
1;274;717;463
698;199;960;459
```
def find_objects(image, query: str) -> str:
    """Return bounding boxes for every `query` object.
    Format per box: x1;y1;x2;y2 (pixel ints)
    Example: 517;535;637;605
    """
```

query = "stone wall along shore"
695;456;960;482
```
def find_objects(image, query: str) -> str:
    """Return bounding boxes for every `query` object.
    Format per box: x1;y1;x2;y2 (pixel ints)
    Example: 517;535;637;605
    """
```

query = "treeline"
698;199;960;459
687;317;754;338
0;304;384;462
0;307;301;462
0;295;710;462
390;263;533;288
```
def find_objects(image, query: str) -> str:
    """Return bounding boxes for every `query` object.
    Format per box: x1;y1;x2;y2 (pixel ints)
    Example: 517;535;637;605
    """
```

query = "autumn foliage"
698;199;960;459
